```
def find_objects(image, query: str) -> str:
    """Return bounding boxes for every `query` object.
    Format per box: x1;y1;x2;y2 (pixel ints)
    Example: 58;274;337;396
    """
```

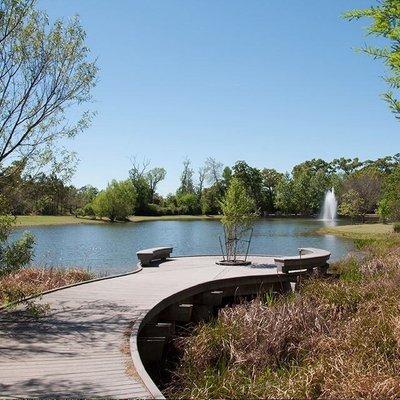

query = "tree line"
3;154;400;223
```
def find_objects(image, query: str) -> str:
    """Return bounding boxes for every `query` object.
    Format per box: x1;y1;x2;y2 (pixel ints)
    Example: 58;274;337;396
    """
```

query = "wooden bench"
274;247;331;274
137;247;173;267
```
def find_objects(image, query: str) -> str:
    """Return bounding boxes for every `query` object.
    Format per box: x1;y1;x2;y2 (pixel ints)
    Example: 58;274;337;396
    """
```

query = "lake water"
12;219;353;275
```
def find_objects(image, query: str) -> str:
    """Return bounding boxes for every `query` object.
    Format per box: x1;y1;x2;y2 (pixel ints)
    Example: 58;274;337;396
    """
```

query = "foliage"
275;173;297;214
176;192;200;215
261;168;284;213
275;159;335;216
344;1;400;120
338;189;364;221
394;222;400;233
0;0;97;171
0;163;98;215
0;207;35;275
201;185;222;215
4;153;400;220
340;167;383;221
378;165;400;221
92;180;136;222
232;161;264;209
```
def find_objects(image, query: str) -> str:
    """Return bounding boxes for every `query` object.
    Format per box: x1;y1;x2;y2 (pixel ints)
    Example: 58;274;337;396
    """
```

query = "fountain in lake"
321;188;338;221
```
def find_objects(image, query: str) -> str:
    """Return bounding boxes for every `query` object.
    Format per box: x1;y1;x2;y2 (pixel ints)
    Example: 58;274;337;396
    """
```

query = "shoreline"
13;214;223;227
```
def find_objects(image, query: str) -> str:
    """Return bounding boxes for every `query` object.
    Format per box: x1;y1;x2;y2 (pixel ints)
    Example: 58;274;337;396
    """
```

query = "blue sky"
39;0;398;194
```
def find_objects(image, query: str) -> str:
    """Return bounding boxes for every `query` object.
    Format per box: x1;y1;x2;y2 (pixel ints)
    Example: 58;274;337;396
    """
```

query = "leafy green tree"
92;180;136;222
0;0;97;171
331;157;362;175
201;185;222;215
275;173;297;214
274;160;334;215
222;166;232;188
340;167;383;222
338;189;364;221
291;160;333;215
378;165;400;221
176;192;200;215
232;161;263;209
78;185;99;206
220;177;258;262
344;1;400;119
364;154;400;174
261;168;284;213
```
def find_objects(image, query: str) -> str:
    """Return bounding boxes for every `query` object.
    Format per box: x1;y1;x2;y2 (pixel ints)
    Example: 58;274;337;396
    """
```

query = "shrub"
0;267;94;306
394;223;400;233
0;215;35;276
92;180;136;221
82;203;96;217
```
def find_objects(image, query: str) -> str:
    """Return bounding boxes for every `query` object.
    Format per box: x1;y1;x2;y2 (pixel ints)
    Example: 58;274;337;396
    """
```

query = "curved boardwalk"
0;256;286;399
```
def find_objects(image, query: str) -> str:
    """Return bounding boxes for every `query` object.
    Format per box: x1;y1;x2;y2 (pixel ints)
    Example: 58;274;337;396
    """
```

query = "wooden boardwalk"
0;255;285;399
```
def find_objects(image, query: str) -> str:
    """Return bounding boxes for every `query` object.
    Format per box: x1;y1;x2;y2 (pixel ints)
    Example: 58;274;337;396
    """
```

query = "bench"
137;247;173;267
274;247;331;274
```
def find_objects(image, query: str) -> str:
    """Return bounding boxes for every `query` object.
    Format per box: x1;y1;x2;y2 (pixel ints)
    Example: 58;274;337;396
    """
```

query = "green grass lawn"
14;215;102;227
14;214;222;227
320;223;394;237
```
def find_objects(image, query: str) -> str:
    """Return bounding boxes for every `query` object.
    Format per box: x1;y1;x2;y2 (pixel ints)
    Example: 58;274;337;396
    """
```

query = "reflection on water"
12;218;353;275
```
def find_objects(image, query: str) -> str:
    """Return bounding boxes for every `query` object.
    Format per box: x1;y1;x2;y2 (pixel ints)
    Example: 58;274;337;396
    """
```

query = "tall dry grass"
0;267;94;306
166;244;400;399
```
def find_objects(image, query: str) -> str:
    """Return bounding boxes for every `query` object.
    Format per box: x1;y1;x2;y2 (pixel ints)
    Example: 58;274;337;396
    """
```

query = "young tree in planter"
219;177;258;264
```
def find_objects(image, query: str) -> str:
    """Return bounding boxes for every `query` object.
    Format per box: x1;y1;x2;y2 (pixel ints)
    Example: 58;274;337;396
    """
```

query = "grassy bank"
128;215;221;223
166;225;400;399
320;222;394;237
15;215;103;227
0;267;95;307
14;214;222;227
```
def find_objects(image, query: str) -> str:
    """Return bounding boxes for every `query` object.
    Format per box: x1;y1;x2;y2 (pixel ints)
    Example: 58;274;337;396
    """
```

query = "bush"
0;215;35;276
0;267;94;306
82;203;94;216
393;223;400;233
176;192;200;215
92;180;136;221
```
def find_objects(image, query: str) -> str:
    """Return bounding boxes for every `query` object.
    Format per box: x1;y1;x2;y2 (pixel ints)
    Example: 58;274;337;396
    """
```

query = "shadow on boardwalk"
0;299;146;398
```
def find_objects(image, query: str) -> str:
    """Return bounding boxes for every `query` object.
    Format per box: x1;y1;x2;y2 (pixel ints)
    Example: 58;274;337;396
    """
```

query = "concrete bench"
137;247;173;267
274;247;331;274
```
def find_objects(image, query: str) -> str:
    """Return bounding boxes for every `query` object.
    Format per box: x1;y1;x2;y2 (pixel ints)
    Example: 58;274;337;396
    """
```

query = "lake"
12;219;353;275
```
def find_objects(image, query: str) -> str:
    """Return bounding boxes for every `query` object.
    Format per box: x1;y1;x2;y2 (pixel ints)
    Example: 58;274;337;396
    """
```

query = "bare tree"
197;165;207;197
0;0;97;170
178;157;194;194
129;157;151;181
146;167;166;202
205;157;223;186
